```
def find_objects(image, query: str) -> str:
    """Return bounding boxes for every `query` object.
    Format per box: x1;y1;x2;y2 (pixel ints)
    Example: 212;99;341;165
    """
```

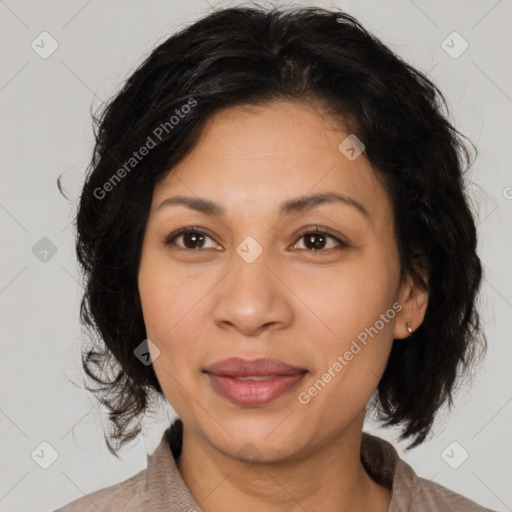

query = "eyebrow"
156;192;371;220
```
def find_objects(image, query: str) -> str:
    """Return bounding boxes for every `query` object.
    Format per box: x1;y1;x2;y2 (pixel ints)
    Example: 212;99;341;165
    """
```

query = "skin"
137;99;429;512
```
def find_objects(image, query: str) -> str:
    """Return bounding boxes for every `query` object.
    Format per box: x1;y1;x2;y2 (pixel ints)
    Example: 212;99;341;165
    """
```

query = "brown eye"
293;227;348;254
165;228;219;251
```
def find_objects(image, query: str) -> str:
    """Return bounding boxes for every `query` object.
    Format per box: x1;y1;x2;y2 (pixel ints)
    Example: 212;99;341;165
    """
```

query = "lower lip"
205;372;307;407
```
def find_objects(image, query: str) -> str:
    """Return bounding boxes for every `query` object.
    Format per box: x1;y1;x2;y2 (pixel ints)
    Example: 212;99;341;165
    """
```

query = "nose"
212;250;294;337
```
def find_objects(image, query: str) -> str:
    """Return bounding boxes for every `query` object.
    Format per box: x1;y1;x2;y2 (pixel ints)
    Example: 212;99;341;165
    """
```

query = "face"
137;99;421;463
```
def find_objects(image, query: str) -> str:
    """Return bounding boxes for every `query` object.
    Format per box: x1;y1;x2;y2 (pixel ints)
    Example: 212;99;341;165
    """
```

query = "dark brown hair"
60;4;486;456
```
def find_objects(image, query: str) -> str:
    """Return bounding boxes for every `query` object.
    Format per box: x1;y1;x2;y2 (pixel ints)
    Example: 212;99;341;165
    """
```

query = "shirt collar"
145;418;419;511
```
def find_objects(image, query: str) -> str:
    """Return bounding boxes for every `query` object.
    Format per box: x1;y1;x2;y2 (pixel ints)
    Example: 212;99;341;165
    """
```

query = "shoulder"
54;419;193;512
407;474;498;512
361;432;497;512
54;467;151;512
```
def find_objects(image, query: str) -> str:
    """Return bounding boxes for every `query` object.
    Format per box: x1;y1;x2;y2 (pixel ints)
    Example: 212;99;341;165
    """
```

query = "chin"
207;414;308;463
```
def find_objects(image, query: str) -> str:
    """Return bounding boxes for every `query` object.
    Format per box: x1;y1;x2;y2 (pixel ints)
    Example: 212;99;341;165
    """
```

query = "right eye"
164;227;221;251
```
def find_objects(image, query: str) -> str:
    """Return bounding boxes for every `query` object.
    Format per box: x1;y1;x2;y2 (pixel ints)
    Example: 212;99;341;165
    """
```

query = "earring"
407;322;413;337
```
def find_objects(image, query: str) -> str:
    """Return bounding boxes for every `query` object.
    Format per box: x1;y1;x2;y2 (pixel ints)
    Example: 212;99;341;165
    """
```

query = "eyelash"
164;226;349;254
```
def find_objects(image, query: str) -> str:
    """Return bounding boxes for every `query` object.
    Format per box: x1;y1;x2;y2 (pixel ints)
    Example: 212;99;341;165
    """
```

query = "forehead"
151;100;393;226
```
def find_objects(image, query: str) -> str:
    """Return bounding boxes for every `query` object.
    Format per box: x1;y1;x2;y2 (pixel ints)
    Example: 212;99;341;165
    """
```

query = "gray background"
0;0;510;510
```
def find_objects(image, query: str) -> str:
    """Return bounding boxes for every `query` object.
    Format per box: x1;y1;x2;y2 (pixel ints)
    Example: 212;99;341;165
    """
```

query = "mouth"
203;357;308;407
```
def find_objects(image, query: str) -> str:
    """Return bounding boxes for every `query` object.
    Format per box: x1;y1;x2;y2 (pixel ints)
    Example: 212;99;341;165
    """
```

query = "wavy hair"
59;4;486;456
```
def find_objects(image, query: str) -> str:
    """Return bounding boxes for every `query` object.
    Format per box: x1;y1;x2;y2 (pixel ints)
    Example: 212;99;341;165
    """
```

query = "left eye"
293;228;347;253
164;227;347;253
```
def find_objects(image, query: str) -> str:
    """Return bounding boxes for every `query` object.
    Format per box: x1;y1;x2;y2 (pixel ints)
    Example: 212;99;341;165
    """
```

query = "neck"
176;419;391;512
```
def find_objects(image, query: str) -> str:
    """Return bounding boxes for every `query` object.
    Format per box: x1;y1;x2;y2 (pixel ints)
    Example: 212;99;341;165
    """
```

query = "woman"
55;4;495;511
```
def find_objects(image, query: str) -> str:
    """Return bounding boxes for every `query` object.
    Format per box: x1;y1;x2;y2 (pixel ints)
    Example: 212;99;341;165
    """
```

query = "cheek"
137;249;210;375
297;247;397;403
138;245;202;335
138;254;206;417
306;250;398;345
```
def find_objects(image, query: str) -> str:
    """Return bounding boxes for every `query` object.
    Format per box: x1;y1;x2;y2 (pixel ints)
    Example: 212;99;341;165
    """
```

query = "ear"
393;272;429;340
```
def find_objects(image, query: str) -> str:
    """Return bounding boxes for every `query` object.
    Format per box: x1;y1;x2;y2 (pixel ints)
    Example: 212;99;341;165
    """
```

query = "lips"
203;357;306;377
203;357;307;407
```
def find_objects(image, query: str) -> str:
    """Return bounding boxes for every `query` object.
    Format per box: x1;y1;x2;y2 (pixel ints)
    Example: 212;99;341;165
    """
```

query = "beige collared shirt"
55;419;496;511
